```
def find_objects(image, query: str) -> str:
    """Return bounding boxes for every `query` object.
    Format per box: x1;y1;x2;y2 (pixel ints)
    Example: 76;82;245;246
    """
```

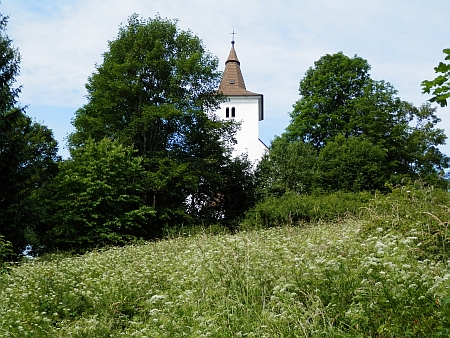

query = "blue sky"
2;0;450;158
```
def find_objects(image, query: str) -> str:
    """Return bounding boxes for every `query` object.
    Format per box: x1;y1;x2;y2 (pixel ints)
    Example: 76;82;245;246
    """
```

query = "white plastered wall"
217;95;267;164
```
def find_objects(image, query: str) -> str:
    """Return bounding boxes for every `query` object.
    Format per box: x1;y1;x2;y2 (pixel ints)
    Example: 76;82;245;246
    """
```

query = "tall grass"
1;184;450;336
361;183;450;261
0;229;449;335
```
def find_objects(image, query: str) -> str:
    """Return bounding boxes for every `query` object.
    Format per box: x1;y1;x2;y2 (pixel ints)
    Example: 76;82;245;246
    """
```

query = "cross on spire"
231;28;236;45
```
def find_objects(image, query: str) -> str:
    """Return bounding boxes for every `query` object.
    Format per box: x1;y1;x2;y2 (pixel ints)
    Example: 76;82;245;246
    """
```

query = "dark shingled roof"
218;44;261;96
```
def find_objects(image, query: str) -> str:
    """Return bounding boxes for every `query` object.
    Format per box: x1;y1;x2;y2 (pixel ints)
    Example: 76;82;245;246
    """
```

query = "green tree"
190;155;257;227
70;14;225;150
38;138;154;252
285;52;371;148
285;52;448;186
315;135;388;192
404;104;449;180
0;13;20;114
67;14;250;236
422;48;450;107
256;136;317;197
0;12;59;254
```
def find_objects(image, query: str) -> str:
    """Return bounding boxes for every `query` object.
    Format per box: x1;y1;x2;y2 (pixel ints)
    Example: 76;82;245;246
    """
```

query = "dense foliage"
38;139;154;251
286;52;372;148
187;154;257;228
0;235;13;273
0;13;59;254
0;14;20;113
246;181;450;260
244;190;373;228
362;183;450;261
315;135;388;192
422;48;450;107
70;14;225;149
256;136;317;197
259;52;449;194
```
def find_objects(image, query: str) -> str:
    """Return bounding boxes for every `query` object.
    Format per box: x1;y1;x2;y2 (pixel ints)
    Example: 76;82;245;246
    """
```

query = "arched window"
226;107;230;118
231;107;236;117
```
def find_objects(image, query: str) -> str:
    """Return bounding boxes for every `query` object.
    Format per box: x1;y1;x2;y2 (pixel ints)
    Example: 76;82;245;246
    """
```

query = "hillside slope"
1;214;450;337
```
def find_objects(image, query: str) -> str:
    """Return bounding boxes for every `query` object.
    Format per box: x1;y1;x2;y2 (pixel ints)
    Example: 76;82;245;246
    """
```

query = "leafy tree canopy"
70;14;227;150
38;138;153;252
284;52;448;186
315;135;388;192
256;136;317;197
422;48;450;107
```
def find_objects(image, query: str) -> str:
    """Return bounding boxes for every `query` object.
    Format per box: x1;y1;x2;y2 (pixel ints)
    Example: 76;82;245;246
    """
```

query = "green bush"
243;190;373;229
0;235;14;274
361;182;450;261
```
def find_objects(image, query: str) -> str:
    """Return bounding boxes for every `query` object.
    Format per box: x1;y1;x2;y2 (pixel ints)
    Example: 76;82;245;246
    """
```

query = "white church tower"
217;39;267;163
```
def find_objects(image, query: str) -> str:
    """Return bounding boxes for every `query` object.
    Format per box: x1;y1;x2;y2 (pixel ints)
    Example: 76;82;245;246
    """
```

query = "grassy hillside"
1;185;450;337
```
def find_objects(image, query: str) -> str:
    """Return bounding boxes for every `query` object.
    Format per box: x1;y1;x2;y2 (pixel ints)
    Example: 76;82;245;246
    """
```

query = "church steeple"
218;41;259;96
216;35;266;163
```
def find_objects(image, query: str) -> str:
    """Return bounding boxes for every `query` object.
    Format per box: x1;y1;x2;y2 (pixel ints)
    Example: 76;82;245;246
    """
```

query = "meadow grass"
1;216;450;337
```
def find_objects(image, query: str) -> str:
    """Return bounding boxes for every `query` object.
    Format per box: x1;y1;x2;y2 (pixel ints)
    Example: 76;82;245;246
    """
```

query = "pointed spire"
219;41;259;96
225;44;240;66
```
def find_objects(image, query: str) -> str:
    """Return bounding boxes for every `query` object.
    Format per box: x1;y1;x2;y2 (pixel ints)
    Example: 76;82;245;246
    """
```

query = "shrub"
243;190;373;229
361;182;450;261
0;235;14;273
